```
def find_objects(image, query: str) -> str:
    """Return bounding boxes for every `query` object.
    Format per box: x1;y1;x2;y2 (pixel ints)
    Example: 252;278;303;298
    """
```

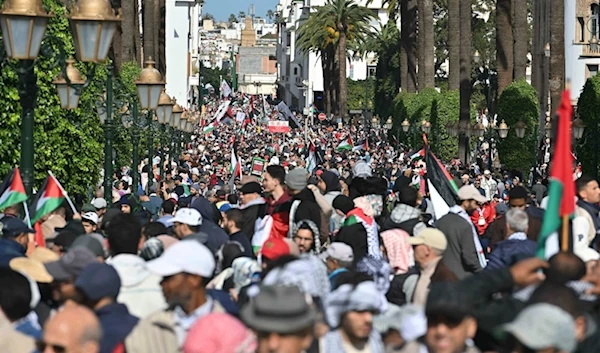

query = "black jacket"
291;188;322;230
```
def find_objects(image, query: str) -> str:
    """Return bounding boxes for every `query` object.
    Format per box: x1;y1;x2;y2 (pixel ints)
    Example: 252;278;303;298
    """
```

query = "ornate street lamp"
573;117;586;140
172;102;183;128
421;120;431;134
474;122;485;138
473;50;481;64
136;58;165;110
401;118;410;133
514;120;526;138
155;89;173;124
179;111;189;131
384;117;393;130
497;119;509;139
0;0;53;60
68;0;121;63
54;58;85;109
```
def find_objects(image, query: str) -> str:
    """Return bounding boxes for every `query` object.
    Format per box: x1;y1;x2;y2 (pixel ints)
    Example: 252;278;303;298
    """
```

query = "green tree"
310;0;373;117
393;88;439;149
430;90;460;161
576;75;600;178
372;22;401;121
266;10;275;21
228;13;238;27
496;80;540;174
347;79;375;110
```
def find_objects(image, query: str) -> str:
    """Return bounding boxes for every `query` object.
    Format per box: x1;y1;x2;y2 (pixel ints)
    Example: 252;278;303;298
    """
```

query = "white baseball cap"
319;242;354;262
172;208;203;226
146;241;215;277
457;185;487;203
82;212;99;225
191;167;200;176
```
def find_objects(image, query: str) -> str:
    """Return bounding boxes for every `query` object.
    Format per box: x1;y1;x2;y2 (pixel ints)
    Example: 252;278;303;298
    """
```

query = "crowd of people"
1;94;600;353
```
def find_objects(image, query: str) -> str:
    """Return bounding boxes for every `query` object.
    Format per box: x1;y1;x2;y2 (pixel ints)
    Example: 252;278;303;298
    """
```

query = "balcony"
295;77;304;87
582;43;600;57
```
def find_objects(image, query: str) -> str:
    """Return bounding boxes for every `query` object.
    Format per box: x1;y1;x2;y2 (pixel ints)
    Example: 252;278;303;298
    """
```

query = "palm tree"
143;0;155;62
266;9;275;22
121;0;138;64
417;0;435;89
513;0;527;80
458;0;471;162
496;0;513;94
238;11;246;20
447;0;459;90
312;0;373;117
549;0;564;115
402;0;418;92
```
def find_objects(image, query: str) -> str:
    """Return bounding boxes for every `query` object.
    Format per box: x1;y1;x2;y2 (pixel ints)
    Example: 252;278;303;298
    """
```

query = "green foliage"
202;66;229;95
119;61;141;96
392;88;439;149
496;80;539;174
372;22;401;120
347;79;375;110
576;75;600;177
431;90;460;161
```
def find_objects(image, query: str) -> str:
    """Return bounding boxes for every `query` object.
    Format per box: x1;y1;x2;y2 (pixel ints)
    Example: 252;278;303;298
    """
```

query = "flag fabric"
537;89;576;259
221;80;232;98
202;121;217;134
307;142;317;173
424;146;459;220
0;168;28;211
30;175;66;223
276;102;301;128
337;136;353;151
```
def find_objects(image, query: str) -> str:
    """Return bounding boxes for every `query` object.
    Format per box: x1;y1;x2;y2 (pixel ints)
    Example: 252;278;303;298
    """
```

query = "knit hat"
285;168;308;191
332;195;354;214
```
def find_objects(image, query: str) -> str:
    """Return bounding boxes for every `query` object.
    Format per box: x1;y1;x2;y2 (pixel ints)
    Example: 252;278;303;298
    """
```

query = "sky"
203;0;279;21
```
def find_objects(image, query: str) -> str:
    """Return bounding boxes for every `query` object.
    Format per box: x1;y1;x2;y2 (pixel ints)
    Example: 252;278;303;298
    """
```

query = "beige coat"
125;301;225;353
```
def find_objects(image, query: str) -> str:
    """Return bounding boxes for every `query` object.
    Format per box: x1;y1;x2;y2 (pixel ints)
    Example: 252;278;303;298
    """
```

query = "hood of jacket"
108;254;153;287
382;204;426;236
191;196;220;224
293;187;316;203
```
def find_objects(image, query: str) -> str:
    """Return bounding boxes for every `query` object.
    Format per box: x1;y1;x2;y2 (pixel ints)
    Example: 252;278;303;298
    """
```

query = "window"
578;17;585;43
592;4;600;39
587;64;599;77
293;67;298;75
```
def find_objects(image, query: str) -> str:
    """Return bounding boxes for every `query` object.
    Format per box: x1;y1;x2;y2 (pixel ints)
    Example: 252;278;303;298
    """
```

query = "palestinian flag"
30;174;66;223
537;89;575;259
337;136;353;151
0;168;28;210
203;121;217;134
424;145;459;220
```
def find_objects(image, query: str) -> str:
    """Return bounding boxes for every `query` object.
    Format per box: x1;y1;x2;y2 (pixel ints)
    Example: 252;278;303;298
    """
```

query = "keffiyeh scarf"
344;208;382;259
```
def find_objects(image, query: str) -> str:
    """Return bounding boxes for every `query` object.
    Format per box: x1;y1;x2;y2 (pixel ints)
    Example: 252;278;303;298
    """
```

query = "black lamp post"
0;0;120;196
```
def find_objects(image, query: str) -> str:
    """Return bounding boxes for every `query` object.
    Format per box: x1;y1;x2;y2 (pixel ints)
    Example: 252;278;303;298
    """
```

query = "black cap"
426;282;473;321
239;182;262;195
0;217;34;238
48;232;80;251
55;221;86;236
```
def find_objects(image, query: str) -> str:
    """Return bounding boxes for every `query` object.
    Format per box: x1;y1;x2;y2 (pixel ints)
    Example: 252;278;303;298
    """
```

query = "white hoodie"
107;254;167;319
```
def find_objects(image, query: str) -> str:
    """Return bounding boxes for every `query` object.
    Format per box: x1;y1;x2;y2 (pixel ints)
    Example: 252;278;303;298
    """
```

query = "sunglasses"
36;340;66;353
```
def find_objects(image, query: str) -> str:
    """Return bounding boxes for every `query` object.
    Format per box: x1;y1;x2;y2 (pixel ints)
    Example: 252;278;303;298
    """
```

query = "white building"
276;0;391;113
164;0;203;109
565;0;600;103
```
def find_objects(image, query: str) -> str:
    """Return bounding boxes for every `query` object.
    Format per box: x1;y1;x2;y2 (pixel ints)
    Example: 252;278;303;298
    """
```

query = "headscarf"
262;256;330;301
232;257;261;292
356;256;392;294
291;219;322;254
325;280;388;328
183;313;256;353
380;229;414;274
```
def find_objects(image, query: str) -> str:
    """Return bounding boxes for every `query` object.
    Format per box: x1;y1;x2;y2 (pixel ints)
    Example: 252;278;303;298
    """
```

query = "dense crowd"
1;95;600;353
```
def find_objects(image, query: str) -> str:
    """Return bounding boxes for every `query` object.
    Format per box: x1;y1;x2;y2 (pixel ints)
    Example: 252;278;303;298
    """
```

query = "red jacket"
470;202;496;236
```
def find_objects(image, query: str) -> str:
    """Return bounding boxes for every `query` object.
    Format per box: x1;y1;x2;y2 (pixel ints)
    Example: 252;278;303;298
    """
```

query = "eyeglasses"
36;340;66;353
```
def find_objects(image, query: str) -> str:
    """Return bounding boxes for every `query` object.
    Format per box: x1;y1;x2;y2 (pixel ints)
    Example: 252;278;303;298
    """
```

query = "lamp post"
0;0;119;196
400;119;431;148
136;58;165;187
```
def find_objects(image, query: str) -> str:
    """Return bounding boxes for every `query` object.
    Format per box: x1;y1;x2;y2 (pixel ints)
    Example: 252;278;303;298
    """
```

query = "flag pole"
561;214;569;252
47;171;77;214
22;201;31;228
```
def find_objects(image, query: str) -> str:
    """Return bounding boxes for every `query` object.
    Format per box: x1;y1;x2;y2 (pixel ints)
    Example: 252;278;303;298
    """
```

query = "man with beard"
222;208;253;258
125;241;225;353
436;185;486;279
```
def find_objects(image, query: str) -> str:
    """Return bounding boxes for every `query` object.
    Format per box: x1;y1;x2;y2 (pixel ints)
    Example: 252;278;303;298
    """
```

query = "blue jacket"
191;197;229;251
486;238;536;271
96;303;138;353
0;238;26;267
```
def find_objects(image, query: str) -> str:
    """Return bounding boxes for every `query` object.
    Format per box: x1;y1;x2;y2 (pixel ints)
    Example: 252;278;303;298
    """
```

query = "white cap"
169;193;179;201
191;167;200;176
172;208;203;226
146;241;215;277
319;242;354;262
91;198;107;209
82;212;99;225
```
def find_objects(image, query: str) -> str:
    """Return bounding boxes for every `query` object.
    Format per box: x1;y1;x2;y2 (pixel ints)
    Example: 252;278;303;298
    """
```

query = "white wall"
165;0;192;108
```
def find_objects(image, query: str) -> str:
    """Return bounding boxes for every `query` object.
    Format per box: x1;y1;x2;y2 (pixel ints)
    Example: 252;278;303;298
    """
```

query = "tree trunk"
142;0;155;61
338;27;348;119
157;0;166;75
401;0;418;92
322;49;332;115
121;0;137;63
134;0;142;64
549;0;564;115
459;0;472;163
496;0;513;94
448;0;460;90
419;0;435;88
417;0;424;91
513;0;527;80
